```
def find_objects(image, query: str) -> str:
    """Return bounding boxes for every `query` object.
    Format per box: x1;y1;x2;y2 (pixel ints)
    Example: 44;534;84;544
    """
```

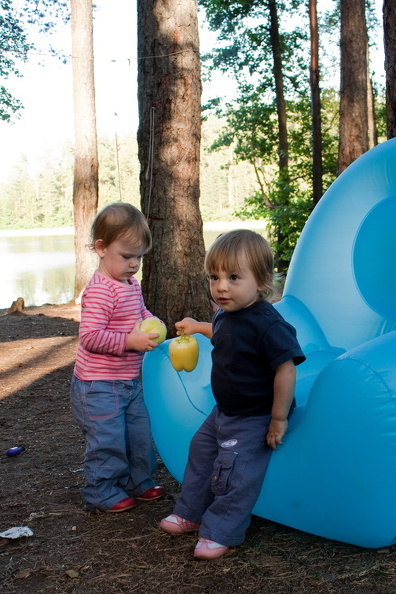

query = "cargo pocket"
211;450;238;496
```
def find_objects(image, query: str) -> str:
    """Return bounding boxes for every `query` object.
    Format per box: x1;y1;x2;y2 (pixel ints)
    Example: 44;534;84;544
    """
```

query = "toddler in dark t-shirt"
160;229;305;559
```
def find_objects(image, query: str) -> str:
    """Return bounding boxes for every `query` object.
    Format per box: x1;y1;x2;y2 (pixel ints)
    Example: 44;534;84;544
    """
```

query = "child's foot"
136;485;165;501
159;514;200;534
106;497;137;513
193;537;230;560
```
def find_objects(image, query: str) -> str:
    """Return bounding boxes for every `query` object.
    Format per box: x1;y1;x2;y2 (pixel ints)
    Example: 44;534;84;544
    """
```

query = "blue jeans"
70;376;156;510
173;407;273;547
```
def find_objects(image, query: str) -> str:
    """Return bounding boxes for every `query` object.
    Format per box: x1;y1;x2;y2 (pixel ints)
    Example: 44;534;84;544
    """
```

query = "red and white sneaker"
159;514;200;535
193;537;230;560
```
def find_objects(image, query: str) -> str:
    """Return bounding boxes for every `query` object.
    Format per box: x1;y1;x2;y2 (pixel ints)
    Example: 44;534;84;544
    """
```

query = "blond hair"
89;202;152;252
204;229;275;301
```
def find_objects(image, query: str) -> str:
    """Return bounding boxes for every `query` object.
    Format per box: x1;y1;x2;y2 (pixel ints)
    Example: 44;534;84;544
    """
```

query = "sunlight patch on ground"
0;336;77;398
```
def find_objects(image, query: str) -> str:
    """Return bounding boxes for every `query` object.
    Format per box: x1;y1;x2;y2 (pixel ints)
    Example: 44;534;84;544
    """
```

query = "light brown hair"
204;229;275;301
89;202;152;252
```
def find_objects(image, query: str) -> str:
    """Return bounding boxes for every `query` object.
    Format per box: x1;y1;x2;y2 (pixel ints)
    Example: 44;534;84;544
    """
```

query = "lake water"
0;222;267;309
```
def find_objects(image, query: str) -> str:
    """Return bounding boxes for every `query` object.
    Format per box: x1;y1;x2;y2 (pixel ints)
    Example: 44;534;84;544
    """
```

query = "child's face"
208;253;264;312
95;236;145;283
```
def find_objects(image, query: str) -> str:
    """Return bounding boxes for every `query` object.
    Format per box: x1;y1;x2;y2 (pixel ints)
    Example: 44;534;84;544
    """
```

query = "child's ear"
94;239;106;256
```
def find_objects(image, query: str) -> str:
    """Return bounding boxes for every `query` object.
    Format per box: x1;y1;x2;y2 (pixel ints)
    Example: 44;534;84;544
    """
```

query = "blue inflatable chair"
143;138;396;548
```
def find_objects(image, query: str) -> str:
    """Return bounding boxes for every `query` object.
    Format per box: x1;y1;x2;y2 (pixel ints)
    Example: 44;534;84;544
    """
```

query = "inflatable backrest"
283;139;396;351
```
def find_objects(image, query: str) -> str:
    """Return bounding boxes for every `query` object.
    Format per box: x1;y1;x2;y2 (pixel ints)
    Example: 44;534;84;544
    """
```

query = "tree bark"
338;0;369;175
309;0;323;205
71;0;99;299
137;0;212;333
383;0;396;139
268;0;289;175
367;70;377;148
267;0;288;272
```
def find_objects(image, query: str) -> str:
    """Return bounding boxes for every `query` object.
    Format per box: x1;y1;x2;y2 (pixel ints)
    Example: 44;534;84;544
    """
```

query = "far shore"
0;227;74;237
0;220;267;238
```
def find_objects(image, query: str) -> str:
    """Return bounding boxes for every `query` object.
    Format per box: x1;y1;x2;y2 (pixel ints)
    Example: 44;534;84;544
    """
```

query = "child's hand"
175;318;213;339
266;418;288;450
125;320;159;352
175;317;198;336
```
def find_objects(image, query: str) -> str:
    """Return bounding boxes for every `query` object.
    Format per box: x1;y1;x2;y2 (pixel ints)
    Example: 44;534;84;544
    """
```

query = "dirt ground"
1;303;396;594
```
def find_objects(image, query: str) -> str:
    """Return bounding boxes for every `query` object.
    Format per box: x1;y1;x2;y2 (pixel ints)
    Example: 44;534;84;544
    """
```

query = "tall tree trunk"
338;0;369;175
367;70;377;148
309;0;323;205
137;0;212;333
383;0;396;139
71;0;99;298
268;0;288;175
268;0;288;272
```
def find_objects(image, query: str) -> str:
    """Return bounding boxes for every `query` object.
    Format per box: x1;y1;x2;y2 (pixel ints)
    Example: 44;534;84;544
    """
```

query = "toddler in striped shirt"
70;203;165;512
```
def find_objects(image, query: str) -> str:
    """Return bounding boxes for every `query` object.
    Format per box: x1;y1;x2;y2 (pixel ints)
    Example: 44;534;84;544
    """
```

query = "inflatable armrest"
254;330;396;548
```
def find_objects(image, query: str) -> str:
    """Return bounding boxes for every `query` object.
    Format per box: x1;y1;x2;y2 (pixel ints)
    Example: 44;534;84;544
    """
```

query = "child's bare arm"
175;317;213;339
266;360;296;450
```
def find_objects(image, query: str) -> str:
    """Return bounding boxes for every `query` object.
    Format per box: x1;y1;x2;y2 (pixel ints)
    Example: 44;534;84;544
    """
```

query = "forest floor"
1;303;396;593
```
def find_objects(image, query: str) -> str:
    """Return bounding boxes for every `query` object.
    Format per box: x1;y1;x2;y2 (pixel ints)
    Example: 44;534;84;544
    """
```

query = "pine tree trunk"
268;0;288;175
384;0;396;139
367;72;377;148
71;0;99;298
137;0;212;333
268;0;289;272
309;0;323;205
338;0;369;174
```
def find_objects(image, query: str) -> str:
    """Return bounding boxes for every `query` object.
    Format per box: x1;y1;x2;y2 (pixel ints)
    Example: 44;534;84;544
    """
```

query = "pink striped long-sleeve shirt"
73;271;153;381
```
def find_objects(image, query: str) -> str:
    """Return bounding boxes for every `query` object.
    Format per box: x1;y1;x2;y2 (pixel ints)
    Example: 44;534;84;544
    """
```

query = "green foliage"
0;86;23;121
0;120;257;229
372;81;387;141
200;120;257;221
236;188;312;268
0;0;30;120
199;0;320;267
0;1;30;74
203;81;331;267
98;135;141;209
0;148;74;228
0;0;69;121
199;0;385;268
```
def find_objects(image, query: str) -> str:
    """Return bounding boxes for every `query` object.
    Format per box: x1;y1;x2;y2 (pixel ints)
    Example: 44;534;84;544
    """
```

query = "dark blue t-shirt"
210;300;305;415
